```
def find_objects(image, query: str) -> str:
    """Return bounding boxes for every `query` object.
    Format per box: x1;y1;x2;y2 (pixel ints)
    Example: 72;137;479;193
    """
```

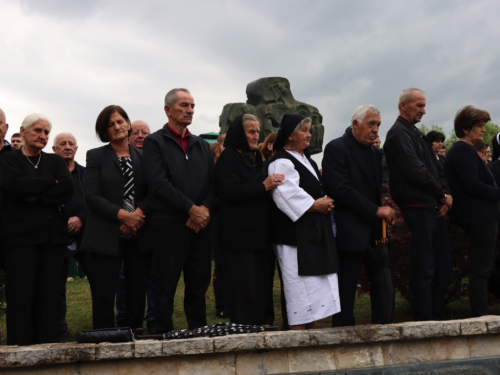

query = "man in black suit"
143;88;215;333
322;104;396;327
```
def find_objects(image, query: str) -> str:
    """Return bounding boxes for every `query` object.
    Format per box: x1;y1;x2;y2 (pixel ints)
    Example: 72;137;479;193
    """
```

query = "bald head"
129;120;150;149
52;132;78;164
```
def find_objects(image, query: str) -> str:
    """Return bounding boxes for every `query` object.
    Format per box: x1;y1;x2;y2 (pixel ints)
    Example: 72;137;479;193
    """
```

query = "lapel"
345;132;372;182
105;143;122;173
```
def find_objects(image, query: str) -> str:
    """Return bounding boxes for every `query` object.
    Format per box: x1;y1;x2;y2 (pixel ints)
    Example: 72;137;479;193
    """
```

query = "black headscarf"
223;114;263;167
273;114;306;151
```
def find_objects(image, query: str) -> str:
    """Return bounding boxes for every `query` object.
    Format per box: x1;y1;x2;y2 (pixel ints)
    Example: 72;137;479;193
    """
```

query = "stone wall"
1;316;500;374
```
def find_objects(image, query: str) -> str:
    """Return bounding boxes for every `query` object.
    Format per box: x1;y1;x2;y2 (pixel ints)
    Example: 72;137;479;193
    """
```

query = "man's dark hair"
473;140;486;152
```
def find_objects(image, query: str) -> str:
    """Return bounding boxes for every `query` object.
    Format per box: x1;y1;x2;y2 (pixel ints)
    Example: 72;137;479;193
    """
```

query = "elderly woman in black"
81;105;151;330
268;114;340;330
444;105;500;317
0;113;74;345
214;114;283;325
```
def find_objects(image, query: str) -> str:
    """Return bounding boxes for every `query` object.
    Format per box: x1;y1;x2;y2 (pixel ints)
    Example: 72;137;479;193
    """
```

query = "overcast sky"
1;0;499;165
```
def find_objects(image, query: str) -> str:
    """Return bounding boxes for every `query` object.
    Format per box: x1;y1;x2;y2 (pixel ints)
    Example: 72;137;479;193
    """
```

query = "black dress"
214;119;275;326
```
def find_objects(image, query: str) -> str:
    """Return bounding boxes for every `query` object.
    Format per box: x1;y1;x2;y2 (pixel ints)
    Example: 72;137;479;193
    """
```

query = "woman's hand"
263;173;285;191
117;208;145;232
308;195;334;214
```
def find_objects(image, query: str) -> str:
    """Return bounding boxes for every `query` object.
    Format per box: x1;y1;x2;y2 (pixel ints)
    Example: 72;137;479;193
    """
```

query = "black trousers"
332;248;395;327
3;244;66;345
460;221;498;317
224;248;275;325
88;238;151;329
153;219;212;333
402;208;452;321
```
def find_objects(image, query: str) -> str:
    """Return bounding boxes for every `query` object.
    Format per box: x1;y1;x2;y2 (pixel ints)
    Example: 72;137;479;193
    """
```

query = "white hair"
21;113;52;131
351;105;380;124
53;132;77;147
292;116;312;134
398;88;424;110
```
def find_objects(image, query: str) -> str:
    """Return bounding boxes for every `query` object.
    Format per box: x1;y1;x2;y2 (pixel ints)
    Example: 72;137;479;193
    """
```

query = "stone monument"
219;77;325;154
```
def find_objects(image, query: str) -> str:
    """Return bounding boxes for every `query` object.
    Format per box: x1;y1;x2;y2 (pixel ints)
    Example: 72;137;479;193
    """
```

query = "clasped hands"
186;204;210;233
118;207;145;235
309;195;335;215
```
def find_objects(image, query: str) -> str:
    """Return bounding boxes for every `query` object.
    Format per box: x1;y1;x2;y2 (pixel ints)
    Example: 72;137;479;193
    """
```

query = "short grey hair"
53;132;77;147
21;113;52;132
242;113;260;128
164;88;191;106
351;105;380;124
398;88;424;110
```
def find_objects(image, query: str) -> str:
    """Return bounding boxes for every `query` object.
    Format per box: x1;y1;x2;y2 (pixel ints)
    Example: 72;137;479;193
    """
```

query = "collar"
166;123;191;139
397;116;412;126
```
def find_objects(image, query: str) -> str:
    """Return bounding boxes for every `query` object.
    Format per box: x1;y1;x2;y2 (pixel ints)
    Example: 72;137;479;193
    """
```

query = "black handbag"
77;327;135;344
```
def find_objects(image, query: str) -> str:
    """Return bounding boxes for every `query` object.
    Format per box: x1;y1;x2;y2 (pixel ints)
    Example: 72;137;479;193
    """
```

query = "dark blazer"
0;149;74;249
322;130;382;252
80;144;151;256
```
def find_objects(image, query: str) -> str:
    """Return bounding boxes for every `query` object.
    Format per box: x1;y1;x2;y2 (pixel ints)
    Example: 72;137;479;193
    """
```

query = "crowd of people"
0;86;497;346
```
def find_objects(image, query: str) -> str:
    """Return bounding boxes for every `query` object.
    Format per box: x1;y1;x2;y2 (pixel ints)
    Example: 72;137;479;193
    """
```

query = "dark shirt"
65;167;86;220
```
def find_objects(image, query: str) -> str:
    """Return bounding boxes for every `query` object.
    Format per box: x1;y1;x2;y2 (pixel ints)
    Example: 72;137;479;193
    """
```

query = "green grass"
1;264;500;344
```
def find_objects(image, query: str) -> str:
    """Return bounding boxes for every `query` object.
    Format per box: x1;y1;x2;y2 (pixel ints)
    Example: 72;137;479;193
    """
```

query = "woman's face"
107;111;130;143
244;120;260;150
432;140;443;155
466;123;485;144
21;119;50;151
288;122;312;151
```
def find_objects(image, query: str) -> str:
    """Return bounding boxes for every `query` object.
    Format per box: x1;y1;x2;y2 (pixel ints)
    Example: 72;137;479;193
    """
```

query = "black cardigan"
214;147;270;251
0;148;74;249
269;150;338;276
445;141;500;224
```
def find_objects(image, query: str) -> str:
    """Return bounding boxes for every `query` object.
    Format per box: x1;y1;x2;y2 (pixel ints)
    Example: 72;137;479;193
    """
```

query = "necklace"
24;152;42;169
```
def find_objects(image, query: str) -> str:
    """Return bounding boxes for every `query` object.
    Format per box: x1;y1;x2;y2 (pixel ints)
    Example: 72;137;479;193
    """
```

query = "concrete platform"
1;316;500;374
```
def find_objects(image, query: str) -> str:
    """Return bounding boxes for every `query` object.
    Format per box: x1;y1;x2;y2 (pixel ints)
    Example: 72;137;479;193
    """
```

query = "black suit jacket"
81;144;150;256
322;130;382;252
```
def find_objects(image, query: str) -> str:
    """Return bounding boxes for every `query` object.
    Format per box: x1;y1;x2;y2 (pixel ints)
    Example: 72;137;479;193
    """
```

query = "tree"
484;122;500;145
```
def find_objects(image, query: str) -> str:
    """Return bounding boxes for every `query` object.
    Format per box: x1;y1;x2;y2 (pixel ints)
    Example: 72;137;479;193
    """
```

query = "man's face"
352;111;381;146
401;90;426;125
373;138;381;149
11;136;22;149
0;110;8;143
52;134;78;161
165;91;195;127
129;121;150;149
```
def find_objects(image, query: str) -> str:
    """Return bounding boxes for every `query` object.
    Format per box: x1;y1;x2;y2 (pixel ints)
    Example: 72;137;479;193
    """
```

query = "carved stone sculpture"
219;77;324;154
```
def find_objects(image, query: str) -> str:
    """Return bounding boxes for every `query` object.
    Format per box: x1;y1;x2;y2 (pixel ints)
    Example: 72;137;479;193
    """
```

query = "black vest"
269;150;338;276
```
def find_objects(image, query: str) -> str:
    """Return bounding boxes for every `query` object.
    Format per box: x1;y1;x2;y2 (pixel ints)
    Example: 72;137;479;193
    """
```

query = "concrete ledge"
1;316;500;374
